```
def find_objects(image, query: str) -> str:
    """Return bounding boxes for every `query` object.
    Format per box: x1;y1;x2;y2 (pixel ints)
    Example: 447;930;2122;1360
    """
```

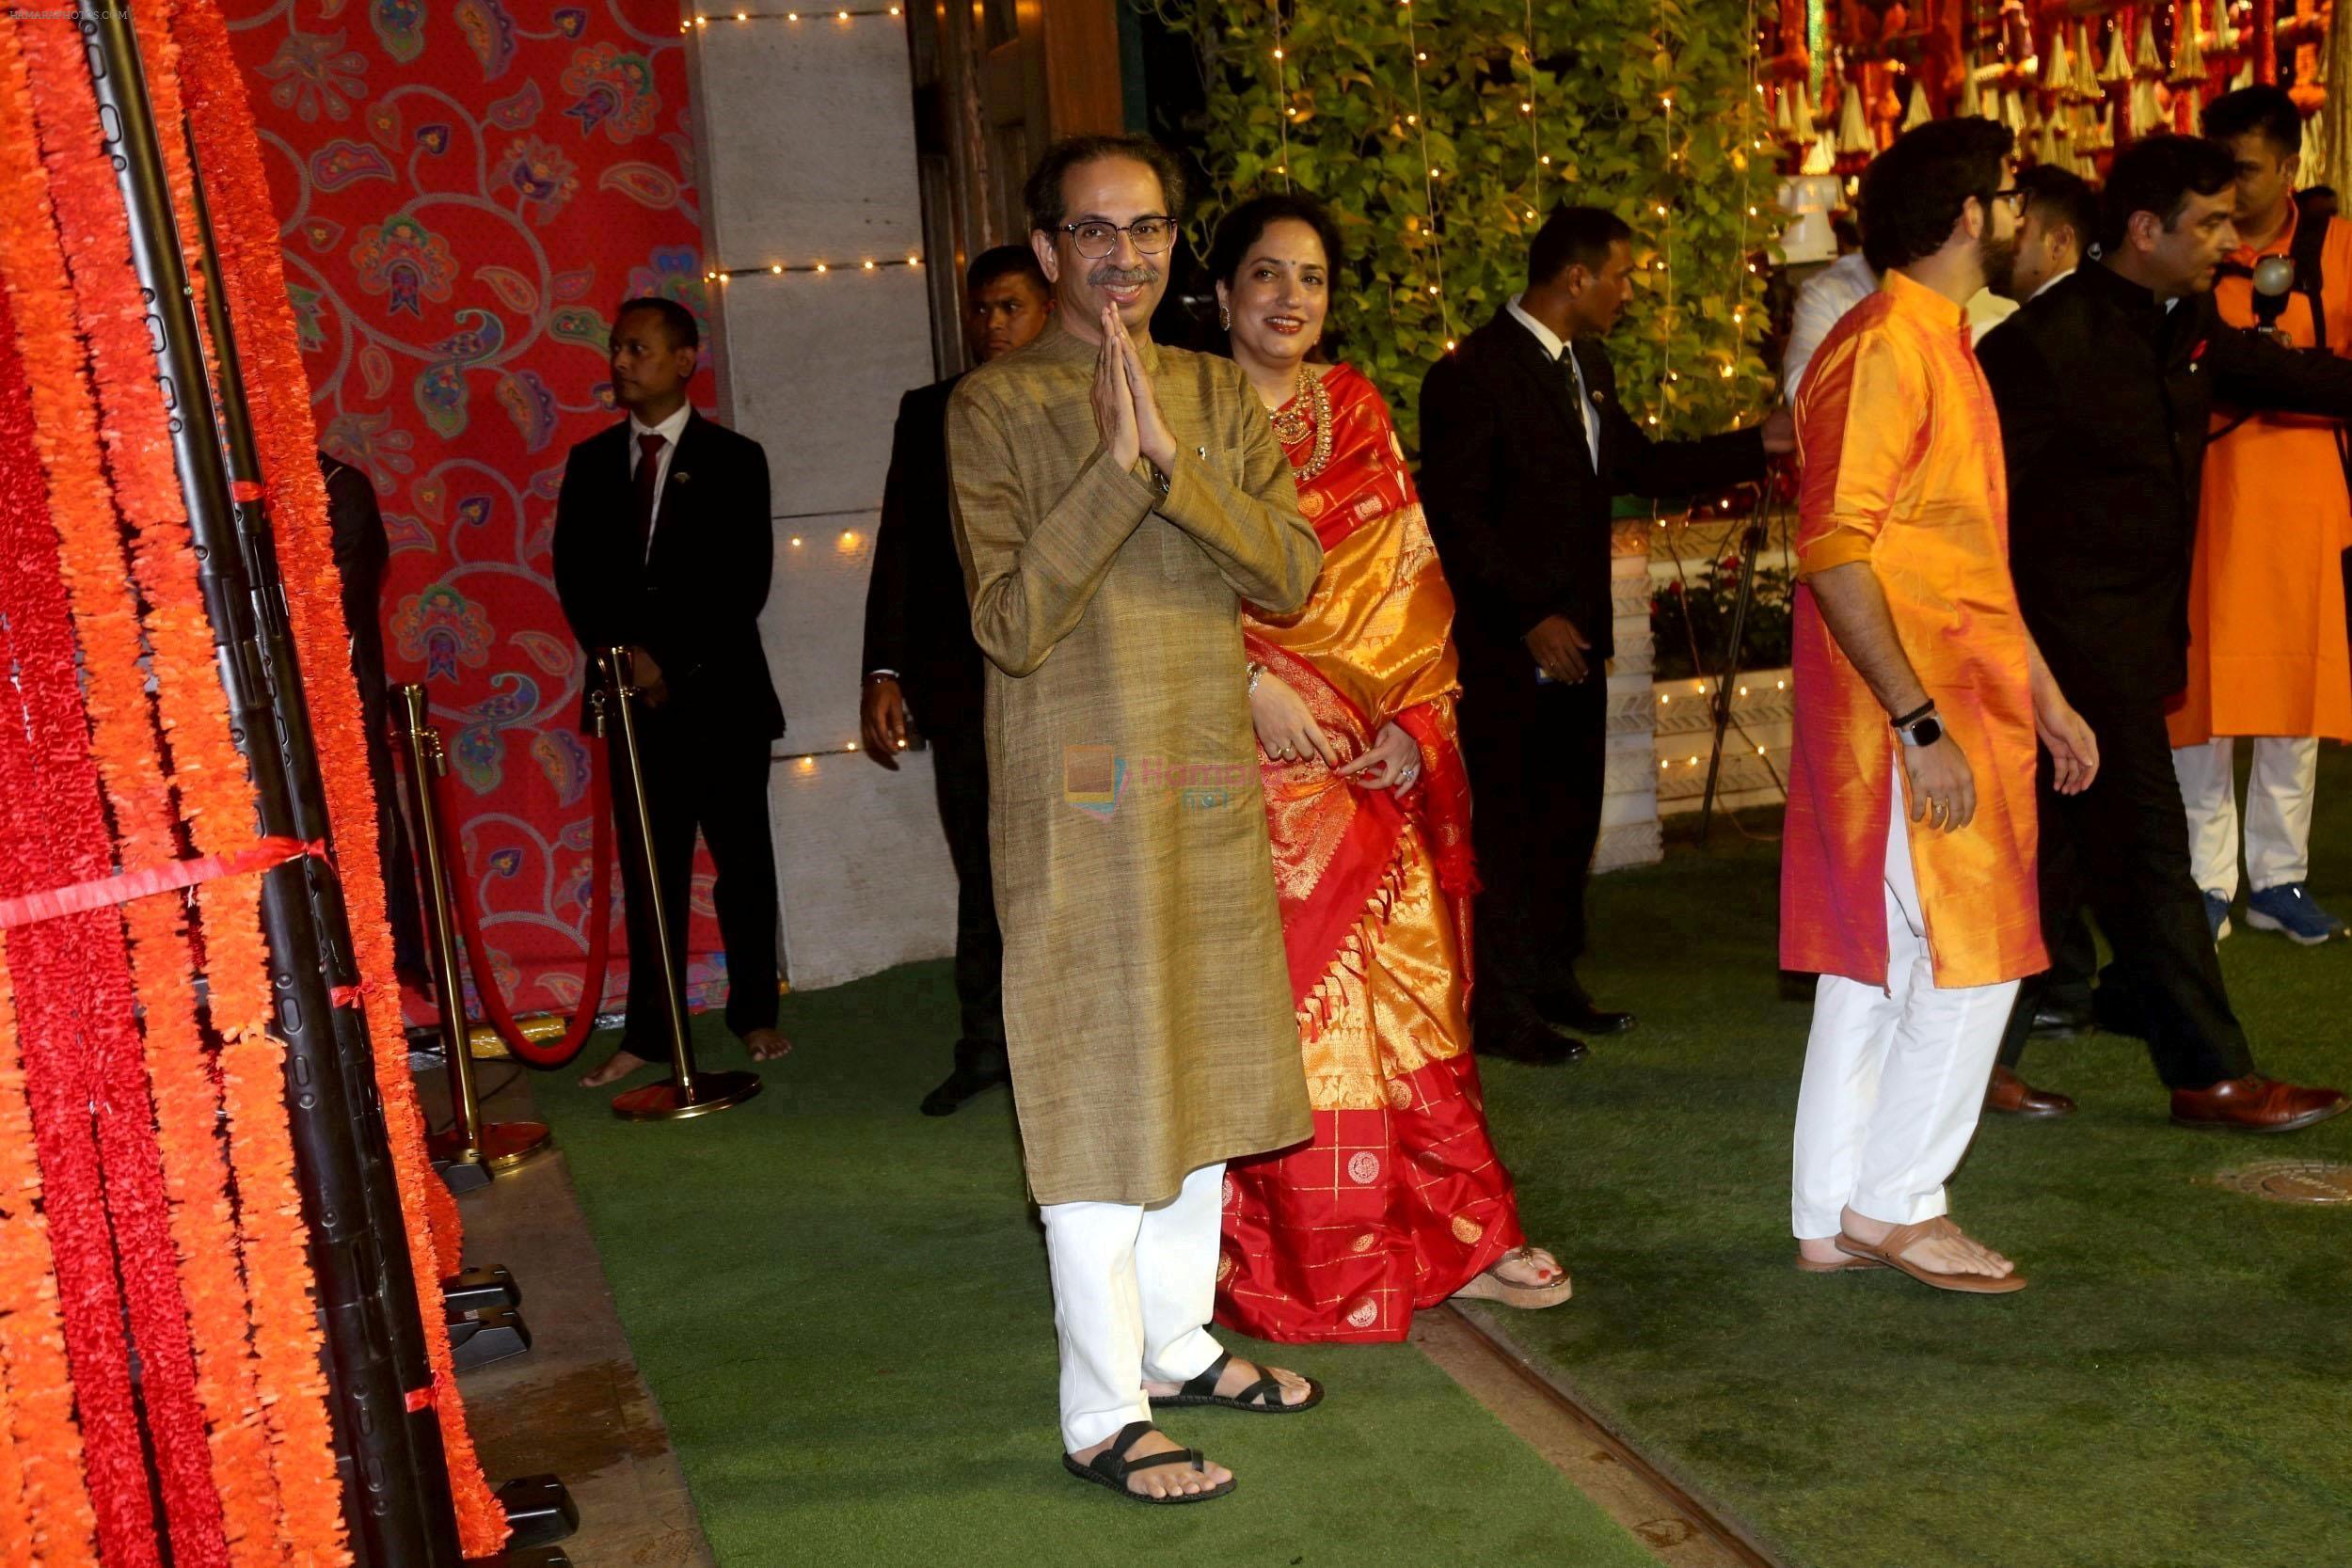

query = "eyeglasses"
1059;216;1177;259
1991;188;2029;214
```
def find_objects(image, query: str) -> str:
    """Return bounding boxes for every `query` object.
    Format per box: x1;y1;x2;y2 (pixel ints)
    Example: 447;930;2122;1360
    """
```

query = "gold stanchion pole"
598;649;760;1121
395;684;554;1173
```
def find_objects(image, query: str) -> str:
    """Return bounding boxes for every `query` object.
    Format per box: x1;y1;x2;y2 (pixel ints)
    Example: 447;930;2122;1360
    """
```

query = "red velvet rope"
429;739;615;1069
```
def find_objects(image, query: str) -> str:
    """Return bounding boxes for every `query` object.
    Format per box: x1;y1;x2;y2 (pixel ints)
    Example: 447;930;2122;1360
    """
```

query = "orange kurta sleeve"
1793;328;1926;578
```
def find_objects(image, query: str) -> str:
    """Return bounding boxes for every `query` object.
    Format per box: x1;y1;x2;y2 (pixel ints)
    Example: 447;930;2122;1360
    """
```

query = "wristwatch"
1892;700;1943;748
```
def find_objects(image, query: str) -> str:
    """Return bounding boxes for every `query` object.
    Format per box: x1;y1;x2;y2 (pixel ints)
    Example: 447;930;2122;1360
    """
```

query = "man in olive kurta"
947;136;1326;1502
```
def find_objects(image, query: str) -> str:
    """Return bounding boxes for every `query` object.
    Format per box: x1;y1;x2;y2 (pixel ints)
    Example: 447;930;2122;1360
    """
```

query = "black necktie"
1561;350;1594;468
633;432;666;561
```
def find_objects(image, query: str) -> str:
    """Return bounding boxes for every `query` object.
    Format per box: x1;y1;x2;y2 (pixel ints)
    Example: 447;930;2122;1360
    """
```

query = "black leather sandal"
1148;1349;1325;1414
1061;1419;1234;1504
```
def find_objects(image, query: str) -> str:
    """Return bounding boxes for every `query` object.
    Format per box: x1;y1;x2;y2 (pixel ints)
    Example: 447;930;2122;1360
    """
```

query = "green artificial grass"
530;980;1661;1565
1470;752;2352;1568
532;749;2352;1568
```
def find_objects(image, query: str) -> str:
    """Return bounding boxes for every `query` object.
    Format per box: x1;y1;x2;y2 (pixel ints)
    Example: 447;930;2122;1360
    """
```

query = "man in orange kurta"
2169;87;2352;945
1782;120;2100;1294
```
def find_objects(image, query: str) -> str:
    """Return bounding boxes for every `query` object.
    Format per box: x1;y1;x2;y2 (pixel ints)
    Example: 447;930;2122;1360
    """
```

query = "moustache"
1088;263;1160;289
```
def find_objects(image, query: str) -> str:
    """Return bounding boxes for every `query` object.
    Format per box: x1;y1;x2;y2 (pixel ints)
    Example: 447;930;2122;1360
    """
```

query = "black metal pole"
82;12;460;1567
1697;516;1770;845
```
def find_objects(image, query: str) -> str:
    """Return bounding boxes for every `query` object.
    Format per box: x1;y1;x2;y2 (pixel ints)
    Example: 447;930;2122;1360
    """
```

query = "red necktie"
633;431;667;560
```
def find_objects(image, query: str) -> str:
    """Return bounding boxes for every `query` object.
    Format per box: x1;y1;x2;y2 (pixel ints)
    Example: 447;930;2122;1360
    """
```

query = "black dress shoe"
2029;998;2095;1038
919;1039;1009;1117
1532;991;1637;1036
1477;1015;1589;1066
1543;1001;1637;1034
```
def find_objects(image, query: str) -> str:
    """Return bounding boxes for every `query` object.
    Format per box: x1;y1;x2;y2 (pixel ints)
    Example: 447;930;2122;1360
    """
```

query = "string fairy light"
1728;0;1762;412
1398;0;1454;349
1521;0;1543;203
1652;87;1675;426
679;4;898;28
1272;0;1294;189
1646;0;1677;429
704;256;923;280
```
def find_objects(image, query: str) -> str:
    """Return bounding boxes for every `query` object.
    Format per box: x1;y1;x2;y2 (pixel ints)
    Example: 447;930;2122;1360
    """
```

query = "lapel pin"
674;470;691;485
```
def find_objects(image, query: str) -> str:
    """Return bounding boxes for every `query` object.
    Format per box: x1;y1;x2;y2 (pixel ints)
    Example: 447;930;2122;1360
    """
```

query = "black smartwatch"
1892;700;1943;749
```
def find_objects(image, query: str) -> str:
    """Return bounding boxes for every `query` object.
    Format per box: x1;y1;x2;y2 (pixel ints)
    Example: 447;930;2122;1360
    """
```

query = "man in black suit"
1975;136;2346;1132
321;450;431;988
1419;207;1793;1064
553;297;791;1086
861;245;1052;1116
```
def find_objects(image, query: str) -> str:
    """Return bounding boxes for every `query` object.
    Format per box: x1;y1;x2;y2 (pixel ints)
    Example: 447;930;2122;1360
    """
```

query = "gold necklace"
1269;372;1333;482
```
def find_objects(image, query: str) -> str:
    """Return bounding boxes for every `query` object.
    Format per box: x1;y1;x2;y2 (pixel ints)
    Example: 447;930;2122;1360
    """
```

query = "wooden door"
905;0;1125;374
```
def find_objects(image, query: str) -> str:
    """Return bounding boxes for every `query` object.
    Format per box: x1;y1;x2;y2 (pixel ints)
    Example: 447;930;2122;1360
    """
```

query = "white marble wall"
687;7;961;989
1595;520;1663;873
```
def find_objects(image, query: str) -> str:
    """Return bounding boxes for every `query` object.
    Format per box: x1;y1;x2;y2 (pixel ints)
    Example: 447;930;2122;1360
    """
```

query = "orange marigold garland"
0;15;307;1563
164;0;508;1551
119;11;329;1562
0;1338;29;1568
0;942;98;1568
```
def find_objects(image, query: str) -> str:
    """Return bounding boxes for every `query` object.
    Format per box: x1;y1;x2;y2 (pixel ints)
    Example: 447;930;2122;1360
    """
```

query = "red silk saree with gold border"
1216;363;1528;1343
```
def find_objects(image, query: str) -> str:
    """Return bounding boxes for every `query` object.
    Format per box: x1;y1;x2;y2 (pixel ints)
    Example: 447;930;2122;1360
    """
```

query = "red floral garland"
0;936;97;1567
0;216;218;1565
163;0;506;1549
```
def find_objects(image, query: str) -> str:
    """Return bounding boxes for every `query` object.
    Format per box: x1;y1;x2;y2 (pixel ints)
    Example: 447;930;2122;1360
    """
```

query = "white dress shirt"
2027;266;2076;303
1782;251;1878;403
1965;288;2018;341
1783;251;2025;387
627;402;692;558
1507;293;1599;469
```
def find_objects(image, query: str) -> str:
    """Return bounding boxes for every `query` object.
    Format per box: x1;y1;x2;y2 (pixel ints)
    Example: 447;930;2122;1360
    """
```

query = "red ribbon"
0;836;326;929
404;1386;436;1414
229;479;265;501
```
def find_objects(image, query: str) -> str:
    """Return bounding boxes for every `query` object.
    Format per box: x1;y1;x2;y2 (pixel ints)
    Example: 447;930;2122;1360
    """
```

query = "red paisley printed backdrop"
225;0;729;1019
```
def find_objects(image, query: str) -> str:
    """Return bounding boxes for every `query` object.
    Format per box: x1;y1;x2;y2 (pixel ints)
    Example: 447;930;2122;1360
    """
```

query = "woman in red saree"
1205;195;1571;1342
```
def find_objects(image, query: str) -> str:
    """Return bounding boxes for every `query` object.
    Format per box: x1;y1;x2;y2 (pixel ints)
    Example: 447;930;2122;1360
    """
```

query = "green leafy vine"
1165;0;1773;451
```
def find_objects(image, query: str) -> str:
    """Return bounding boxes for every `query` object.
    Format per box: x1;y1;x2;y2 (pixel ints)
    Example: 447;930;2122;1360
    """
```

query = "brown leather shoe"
1984;1065;2075;1117
2169;1075;2350;1133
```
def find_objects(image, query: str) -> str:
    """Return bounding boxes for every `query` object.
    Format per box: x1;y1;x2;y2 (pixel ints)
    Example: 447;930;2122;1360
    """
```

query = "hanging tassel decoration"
2101;19;2134;82
2171;3;2209;131
2042;25;2073;93
2037;111;2069;166
1836;61;1876;156
1901;77;1934;129
2074;22;2105;100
